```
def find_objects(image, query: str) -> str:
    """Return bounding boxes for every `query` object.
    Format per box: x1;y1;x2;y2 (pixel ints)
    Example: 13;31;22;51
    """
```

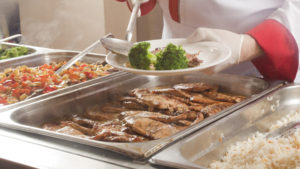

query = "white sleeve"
269;0;300;46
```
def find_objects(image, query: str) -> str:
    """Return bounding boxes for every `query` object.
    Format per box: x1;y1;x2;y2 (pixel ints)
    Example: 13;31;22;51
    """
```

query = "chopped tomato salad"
0;61;114;104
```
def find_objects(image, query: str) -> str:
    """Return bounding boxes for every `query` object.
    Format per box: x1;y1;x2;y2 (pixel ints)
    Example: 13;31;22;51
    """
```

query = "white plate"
106;38;231;76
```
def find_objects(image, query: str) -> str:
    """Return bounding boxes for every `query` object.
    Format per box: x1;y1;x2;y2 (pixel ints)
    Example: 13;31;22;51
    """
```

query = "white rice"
210;111;300;169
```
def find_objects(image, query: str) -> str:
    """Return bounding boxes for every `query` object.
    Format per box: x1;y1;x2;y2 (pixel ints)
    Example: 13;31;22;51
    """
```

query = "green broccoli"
128;42;157;70
155;43;188;70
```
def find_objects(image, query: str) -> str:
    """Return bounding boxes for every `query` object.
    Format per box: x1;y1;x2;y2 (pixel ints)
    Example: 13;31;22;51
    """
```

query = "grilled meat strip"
120;111;188;123
92;124;146;142
190;93;221;104
203;91;246;103
121;98;148;110
42;82;245;143
60;121;96;136
201;102;234;117
124;116;179;139
70;115;102;128
139;94;190;113
43;123;87;138
173;83;218;93
83;110;120;121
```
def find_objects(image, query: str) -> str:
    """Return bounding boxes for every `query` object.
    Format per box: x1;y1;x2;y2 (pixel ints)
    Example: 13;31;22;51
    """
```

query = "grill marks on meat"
203;91;246;103
42;82;245;142
201;102;234;117
173;83;218;93
124;116;179;139
138;94;190;113
92;125;147;142
120;111;188;123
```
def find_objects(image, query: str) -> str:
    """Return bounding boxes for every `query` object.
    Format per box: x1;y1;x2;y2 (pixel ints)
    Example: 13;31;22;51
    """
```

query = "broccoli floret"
155;43;188;70
128;42;157;70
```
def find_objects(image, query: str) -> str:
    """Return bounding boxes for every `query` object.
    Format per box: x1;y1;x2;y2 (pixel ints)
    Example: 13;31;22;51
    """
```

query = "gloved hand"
186;27;263;74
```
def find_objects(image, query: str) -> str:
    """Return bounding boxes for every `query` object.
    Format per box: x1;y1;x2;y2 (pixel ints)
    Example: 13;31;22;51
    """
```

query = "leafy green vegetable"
155;43;188;70
128;42;157;70
0;46;29;60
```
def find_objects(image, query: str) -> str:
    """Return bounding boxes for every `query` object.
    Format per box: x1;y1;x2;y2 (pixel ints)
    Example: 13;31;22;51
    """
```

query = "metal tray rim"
0;50;125;112
150;82;296;169
0;73;285;159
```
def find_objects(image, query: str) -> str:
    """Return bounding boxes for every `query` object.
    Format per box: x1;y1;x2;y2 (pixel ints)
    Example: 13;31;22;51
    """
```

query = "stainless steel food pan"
0;51;121;111
150;83;299;169
0;73;283;159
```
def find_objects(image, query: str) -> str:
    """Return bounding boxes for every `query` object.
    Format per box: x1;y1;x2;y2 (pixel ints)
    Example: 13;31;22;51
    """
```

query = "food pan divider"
150;83;299;169
0;72;284;160
0;51;125;112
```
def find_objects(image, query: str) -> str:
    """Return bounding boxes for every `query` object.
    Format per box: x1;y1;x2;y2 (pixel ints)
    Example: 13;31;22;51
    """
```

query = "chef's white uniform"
157;0;300;81
118;0;299;82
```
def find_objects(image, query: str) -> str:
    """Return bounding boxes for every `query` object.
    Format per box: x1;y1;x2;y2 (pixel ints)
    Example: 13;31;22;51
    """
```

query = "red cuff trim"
140;0;157;16
248;19;299;82
124;0;157;16
169;0;180;23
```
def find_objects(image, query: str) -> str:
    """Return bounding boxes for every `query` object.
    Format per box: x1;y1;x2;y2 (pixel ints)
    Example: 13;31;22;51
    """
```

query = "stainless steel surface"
55;40;102;74
101;37;132;56
0;72;282;159
0;51;121;112
0;34;22;43
0;126;157;169
150;83;299;169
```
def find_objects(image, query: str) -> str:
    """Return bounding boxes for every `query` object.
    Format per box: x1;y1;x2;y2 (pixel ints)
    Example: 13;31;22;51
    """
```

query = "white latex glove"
186;27;245;73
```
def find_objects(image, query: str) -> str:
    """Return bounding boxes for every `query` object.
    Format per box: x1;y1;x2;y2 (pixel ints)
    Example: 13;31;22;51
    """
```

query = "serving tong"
266;121;300;138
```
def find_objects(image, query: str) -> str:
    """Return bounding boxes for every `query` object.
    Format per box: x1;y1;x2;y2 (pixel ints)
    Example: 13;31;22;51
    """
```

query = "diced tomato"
21;75;28;81
0;85;7;92
3;80;18;88
84;71;95;79
12;89;20;97
51;76;62;84
49;70;54;75
21;81;28;87
40;64;53;70
43;86;57;93
80;64;87;68
0;97;7;104
69;73;80;80
9;74;14;79
12;88;31;98
11;82;19;88
0;77;7;84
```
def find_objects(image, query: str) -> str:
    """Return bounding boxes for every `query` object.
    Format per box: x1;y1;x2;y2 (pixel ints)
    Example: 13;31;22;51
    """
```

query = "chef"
118;0;300;82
